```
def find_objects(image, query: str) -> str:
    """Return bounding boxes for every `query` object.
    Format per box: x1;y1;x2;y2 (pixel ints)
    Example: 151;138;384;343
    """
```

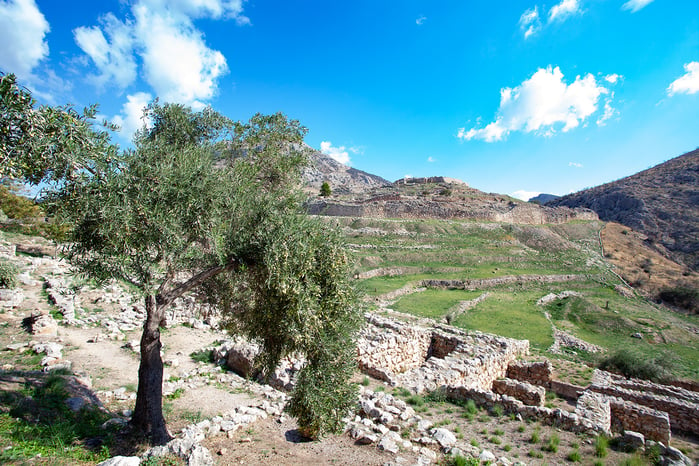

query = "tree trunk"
131;294;172;445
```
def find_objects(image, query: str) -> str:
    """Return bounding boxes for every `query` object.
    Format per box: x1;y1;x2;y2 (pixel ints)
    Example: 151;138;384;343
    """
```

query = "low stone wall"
575;392;611;434
590;370;699;436
357;315;529;393
421;274;588;292
357;314;432;382
506;360;552;387
445;385;605;435
550;380;585;400
492;378;545;406
609;397;671;443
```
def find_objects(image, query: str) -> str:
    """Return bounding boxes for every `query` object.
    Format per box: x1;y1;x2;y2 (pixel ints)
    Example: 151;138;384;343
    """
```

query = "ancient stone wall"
421;275;588;292
609;397;671;443
357;315;529;393
492;378;545;406
575;392;611;434
549;380;585;400
589;370;699;436
506;360;553;387
357;314;431;382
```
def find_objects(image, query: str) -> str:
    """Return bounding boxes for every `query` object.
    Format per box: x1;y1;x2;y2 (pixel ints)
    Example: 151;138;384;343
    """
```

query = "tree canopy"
1;73;362;444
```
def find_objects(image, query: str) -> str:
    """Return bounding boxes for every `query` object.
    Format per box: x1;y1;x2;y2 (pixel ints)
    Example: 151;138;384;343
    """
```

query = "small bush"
0;259;19;289
530;428;541;444
491;403;504;417
598;349;674;382
489;436;501;445
189;349;214;364
406;395;424;406
361;376;370;386
659;287;698;314
447;455;479;466
425;387;447;403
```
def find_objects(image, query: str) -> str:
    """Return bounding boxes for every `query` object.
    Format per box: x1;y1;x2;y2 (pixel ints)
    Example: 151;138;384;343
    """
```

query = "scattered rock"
96;456;140;466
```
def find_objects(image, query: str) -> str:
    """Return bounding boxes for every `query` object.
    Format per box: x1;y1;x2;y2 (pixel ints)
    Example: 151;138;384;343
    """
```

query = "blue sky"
1;0;698;199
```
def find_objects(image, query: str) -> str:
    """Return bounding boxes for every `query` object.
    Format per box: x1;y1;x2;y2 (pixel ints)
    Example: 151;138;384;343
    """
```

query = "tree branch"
156;260;238;308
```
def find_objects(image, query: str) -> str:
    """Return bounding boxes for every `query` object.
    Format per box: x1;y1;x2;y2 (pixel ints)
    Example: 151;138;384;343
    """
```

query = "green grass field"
341;216;699;381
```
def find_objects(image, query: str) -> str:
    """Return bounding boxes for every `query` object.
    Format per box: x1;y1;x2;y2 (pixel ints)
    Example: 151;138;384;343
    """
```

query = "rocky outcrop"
551;148;699;270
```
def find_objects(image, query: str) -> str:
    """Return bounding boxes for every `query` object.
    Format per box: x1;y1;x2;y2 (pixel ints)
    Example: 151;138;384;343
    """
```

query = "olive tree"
2;74;361;444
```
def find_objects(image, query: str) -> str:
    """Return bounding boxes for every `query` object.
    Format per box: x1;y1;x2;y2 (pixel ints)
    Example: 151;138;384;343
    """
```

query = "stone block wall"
506;360;552;387
445;385;605;435
550;380;585;400
609;397;671;443
590;370;699;436
575;392;611;434
492;378;545;406
357;314;431;382
356;315;529;393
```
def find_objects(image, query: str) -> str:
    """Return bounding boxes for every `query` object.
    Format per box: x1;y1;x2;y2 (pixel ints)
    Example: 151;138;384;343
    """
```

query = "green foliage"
567;448;581;462
543;433;560;452
4;76;362;442
446;455;480;466
0;182;41;219
320;181;332;197
0;258;19;289
190;349;214;364
594;435;608;458
598;349;674;382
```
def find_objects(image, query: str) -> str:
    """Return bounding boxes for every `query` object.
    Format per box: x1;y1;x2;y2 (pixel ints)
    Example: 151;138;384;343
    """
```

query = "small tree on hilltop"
320;180;331;197
1;73;362;444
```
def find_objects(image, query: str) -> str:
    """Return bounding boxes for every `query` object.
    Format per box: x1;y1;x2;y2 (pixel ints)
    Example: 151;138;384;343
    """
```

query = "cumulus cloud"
568;162;583;168
74;13;137;90
0;0;49;79
320;141;351;165
548;0;581;23
511;190;540;201
667;62;699;96
458;66;613;142
519;7;541;39
416;15;426;26
112;92;153;141
604;73;622;84
427;156;436;163
621;0;655;13
73;0;247;107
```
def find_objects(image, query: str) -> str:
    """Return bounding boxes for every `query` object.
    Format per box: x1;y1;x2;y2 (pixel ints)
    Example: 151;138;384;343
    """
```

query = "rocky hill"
529;193;560;205
301;148;392;195
307;176;597;225
550;149;699;271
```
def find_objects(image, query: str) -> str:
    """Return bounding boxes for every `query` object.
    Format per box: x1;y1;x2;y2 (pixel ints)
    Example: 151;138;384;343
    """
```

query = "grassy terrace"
336;216;699;382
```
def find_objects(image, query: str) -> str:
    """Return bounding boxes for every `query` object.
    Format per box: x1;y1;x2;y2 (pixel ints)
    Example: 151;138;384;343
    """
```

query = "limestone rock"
96;457;141;466
430;428;456;449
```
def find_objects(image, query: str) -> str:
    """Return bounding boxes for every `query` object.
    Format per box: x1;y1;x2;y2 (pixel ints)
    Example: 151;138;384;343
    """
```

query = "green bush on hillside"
598;349;675;382
0;259;19;289
659;287;698;314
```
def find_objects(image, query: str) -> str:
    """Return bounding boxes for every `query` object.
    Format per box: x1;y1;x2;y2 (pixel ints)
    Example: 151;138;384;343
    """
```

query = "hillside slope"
550;149;699;271
301;149;392;195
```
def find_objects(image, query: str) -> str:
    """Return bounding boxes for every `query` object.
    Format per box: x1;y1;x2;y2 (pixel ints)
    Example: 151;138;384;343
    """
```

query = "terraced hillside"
333;216;699;382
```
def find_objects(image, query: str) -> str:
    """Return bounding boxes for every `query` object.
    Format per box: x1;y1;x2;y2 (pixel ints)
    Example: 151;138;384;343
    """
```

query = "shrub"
0;259;19;289
448;455;479;466
598;349;674;382
425;387;447;403
658;287;698;314
544;433;560;453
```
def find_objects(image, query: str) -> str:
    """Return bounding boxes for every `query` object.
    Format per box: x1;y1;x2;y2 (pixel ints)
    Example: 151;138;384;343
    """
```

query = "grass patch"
189;349;214;364
0;374;114;464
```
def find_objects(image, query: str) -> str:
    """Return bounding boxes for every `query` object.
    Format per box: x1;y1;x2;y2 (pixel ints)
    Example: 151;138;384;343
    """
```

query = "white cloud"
568;162;583;168
112;92;153;141
427;156;435;163
73;0;247;107
416;15;426;26
548;0;581;23
519;7;541;39
511;190;540;201
667;62;699;96
320;141;351;165
596;96;617;126
0;0;49;79
604;73;622;84
349;146;364;155
134;4;228;109
74;13;137;90
622;0;655;13
458;66;611;142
